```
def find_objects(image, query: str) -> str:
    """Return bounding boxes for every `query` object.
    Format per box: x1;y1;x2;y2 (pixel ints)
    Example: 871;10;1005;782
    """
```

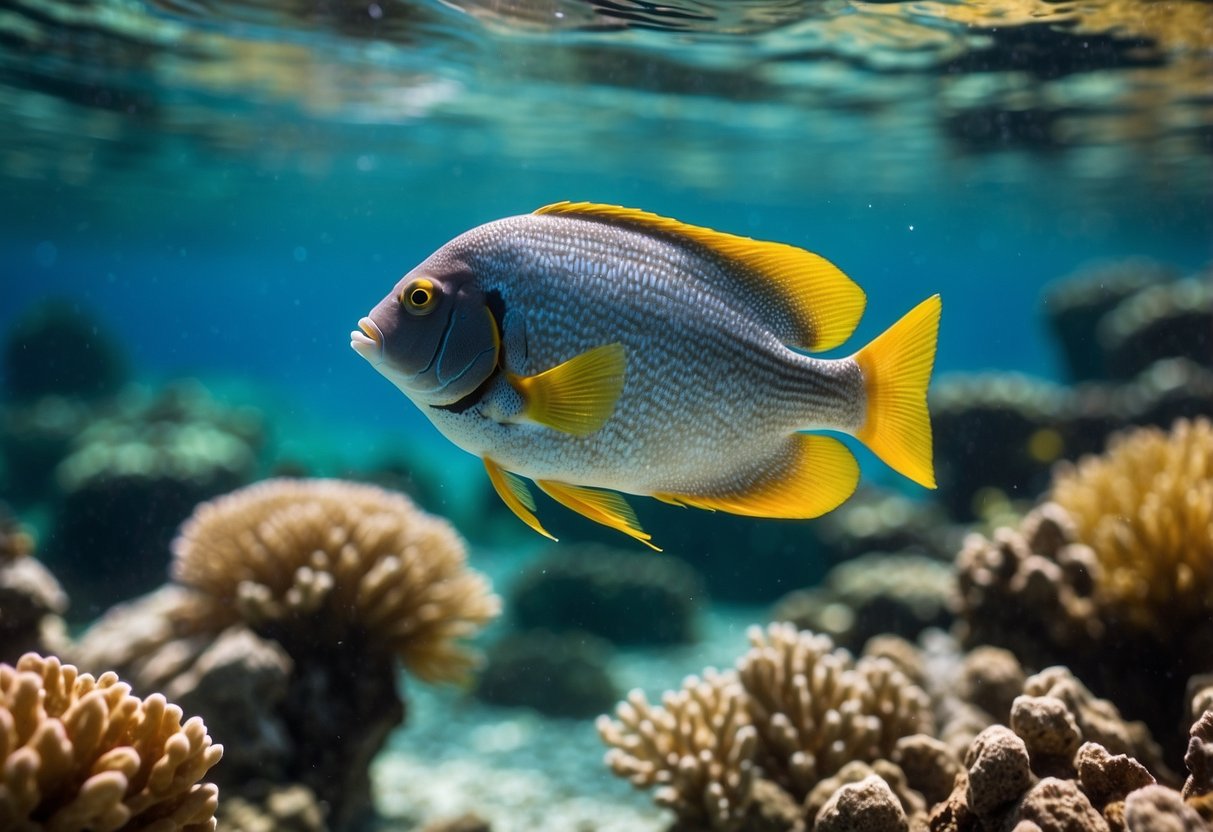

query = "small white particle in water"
908;225;915;231
34;241;57;267
356;154;377;172
294;246;308;262
368;3;382;19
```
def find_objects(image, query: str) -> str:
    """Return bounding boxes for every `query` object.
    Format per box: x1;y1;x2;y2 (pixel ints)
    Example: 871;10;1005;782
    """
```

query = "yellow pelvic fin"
652;434;859;519
537;480;661;551
535;202;866;352
507;342;626;436
853;294;941;489
484;458;556;541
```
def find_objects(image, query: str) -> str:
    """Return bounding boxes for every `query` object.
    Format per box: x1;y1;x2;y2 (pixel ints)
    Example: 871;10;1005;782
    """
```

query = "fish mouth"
350;316;384;363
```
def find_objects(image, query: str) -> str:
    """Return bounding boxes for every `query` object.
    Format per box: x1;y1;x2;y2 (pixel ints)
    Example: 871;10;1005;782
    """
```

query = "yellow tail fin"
853;295;941;489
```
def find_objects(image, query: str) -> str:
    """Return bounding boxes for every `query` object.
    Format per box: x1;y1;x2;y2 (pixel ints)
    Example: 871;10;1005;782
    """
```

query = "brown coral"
172;477;500;683
596;669;759;831
1049;417;1213;633
0;507;67;663
0;652;222;831
737;623;933;800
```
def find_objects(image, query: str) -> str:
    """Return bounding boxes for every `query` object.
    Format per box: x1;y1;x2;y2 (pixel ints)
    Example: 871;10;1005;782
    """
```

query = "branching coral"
172;477;500;683
738;623;934;801
0;652;221;831
1049;417;1213;632
597;669;759;831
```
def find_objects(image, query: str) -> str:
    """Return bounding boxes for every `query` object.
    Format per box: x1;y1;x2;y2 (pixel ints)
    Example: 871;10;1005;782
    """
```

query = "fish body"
352;202;940;548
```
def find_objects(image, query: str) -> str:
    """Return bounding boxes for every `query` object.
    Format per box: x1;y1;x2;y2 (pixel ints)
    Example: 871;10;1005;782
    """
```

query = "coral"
930;374;1067;520
893;735;963;808
1049;418;1213;633
1;300;128;403
737;623;933;800
216;784;325;832
76;478;499;831
1182;710;1213;817
172;477;499;683
813;774;910;832
0;652;221;831
508;545;704;646
1040;258;1178;383
1122;785;1207;831
0;507;67;663
1075;742;1155;811
964;726;1033;819
474;630;618;719
597;669;759;831
1099;277;1212;381
420;814;492;832
44;382;264;617
0;395;95;505
955;419;1213;760
1013;777;1107;831
811;488;955;565
955;647;1026;727
772;554;953;652
803;760;925;829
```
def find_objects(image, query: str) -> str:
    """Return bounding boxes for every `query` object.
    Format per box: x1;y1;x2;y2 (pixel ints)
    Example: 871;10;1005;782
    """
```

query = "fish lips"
350;316;385;366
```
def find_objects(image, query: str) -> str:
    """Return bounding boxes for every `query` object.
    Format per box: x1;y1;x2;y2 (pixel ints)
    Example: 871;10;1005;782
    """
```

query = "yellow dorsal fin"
537;480;661;551
507;342;625;436
652;434;858;519
484;458;556;541
853;295;940;489
535;202;866;351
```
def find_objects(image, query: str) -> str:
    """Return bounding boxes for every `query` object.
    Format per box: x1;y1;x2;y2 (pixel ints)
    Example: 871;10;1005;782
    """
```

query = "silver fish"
352;201;941;549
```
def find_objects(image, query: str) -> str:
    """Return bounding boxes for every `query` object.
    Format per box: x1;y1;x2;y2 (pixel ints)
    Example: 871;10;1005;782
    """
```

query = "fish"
351;201;941;550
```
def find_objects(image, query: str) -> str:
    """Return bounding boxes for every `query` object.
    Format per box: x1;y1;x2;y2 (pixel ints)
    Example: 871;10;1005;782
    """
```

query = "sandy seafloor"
372;543;762;831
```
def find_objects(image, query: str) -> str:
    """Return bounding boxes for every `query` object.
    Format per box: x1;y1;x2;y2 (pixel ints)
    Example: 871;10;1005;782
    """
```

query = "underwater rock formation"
930;373;1066;520
508;544;704;646
1;300;129;403
76;478;500;831
0;395;94;506
1098;276;1212;381
0;506;67;663
43;382;265;618
955;418;1213;760
772;553;953;652
474;630;618;719
1040;258;1178;383
0;652;222;831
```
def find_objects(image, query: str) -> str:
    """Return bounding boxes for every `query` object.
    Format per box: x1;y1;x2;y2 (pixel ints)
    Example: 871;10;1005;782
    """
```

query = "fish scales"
352;202;940;545
420;214;863;493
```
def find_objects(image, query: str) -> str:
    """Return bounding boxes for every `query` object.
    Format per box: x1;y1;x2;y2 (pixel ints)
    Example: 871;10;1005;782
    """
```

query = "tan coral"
737;623;933;800
596;668;758;831
0;652;222;832
171;478;500;683
1050;417;1213;632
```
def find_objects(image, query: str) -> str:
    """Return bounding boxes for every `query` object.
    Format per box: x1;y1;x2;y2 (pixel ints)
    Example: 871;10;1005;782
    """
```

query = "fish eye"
400;278;439;316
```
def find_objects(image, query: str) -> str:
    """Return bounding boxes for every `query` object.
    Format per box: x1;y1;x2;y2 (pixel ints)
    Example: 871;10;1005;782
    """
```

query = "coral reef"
955;418;1213;759
509;545;704;646
1;300;128;403
43;382;265;618
1098;276;1212;381
930;374;1066;520
772;553;953;652
600;623;934;830
0;652;222;831
1040;258;1179;383
75;478;500;831
0;395;93;505
811;489;955;566
0;506;67;663
474;631;618;719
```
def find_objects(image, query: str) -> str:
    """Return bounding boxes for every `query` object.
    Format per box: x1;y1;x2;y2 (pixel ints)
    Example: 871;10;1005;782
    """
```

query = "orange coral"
0;652;222;831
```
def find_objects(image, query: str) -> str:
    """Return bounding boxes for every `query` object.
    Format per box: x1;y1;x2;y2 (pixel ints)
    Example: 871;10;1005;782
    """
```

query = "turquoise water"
1;3;1212;831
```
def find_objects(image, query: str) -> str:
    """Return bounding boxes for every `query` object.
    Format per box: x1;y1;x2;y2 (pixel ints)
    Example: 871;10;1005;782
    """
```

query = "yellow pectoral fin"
484;458;556;541
653;434;859;520
507;343;626;436
536;480;661;552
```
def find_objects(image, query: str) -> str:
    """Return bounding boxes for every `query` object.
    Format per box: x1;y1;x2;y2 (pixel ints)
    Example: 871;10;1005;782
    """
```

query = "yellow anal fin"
508;342;625;436
536;202;865;352
484;458;556;541
653;434;859;519
853;294;941;489
537;480;661;552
